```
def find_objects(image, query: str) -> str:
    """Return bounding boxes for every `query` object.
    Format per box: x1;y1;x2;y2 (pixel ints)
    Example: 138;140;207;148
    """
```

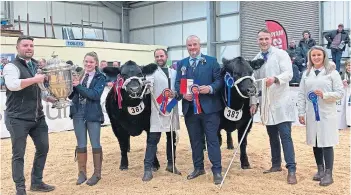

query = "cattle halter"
120;76;148;99
224;72;259;99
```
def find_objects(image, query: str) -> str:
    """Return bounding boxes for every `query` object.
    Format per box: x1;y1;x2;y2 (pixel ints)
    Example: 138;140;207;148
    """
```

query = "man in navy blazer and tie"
175;35;224;185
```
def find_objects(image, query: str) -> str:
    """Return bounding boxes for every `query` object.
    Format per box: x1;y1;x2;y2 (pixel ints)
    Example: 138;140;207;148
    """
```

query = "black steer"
104;61;160;171
217;57;265;169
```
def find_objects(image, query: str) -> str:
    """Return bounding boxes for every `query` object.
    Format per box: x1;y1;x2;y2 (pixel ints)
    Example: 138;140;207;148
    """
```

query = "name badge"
224;106;243;121
127;101;145;115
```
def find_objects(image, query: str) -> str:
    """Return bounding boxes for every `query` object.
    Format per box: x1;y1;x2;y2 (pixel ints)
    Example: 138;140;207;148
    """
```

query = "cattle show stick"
170;110;175;174
217;117;253;189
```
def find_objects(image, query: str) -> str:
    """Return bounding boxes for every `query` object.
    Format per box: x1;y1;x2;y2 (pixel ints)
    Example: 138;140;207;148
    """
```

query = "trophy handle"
37;69;48;91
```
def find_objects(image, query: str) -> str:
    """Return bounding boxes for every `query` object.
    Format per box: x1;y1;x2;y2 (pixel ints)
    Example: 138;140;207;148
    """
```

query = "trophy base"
53;99;72;109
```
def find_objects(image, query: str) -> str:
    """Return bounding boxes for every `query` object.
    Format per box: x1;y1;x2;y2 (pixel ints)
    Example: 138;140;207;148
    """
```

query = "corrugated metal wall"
240;1;320;59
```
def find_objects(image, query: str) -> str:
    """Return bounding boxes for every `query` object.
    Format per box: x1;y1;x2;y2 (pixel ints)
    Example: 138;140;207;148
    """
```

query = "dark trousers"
331;48;343;72
266;122;296;172
4;114;49;189
184;111;222;174
313;139;334;170
144;131;177;171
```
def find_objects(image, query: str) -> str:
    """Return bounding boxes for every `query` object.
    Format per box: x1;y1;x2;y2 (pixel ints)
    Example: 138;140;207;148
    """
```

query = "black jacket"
325;29;350;51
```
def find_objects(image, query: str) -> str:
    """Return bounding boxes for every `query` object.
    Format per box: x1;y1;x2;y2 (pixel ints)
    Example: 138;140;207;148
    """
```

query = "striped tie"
27;61;36;75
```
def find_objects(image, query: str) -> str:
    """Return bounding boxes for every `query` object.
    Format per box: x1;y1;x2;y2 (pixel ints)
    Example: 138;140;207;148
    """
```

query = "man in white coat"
142;49;181;181
250;28;297;184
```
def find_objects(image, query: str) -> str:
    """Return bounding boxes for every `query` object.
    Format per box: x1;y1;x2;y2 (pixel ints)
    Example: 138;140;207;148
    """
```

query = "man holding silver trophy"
3;36;56;195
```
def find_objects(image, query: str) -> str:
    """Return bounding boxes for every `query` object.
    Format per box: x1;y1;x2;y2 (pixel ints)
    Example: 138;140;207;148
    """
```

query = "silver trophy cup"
38;54;82;109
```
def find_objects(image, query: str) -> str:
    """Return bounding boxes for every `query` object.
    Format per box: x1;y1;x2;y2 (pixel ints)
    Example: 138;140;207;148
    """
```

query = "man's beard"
157;61;166;67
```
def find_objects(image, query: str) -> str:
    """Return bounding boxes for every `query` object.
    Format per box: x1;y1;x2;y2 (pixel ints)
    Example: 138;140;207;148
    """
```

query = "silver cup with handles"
38;54;83;109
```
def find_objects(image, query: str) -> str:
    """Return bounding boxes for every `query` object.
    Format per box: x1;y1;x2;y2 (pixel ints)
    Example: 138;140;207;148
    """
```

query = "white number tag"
224;106;243;121
127;101;145;115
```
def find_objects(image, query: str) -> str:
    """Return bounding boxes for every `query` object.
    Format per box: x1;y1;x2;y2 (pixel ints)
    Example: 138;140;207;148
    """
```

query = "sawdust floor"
1;118;350;195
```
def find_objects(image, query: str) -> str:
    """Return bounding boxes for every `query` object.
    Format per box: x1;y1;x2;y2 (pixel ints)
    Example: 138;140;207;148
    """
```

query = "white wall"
11;1;121;42
129;1;241;63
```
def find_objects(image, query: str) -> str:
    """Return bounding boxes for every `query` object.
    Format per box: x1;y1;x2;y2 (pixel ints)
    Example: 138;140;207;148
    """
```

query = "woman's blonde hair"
345;59;351;67
84;51;99;70
306;46;333;76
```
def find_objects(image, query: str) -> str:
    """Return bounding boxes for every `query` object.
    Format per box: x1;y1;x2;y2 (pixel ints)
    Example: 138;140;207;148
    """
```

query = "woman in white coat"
298;46;344;186
339;59;351;129
142;49;181;182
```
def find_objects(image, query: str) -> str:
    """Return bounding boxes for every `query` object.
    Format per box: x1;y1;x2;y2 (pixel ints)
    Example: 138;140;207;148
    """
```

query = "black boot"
16;188;26;195
320;169;333;186
86;148;102;186
166;162;181;175
142;170;153;181
313;165;325;181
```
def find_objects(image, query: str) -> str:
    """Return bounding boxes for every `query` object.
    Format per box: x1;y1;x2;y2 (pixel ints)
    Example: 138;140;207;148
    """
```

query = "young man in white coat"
142;49;181;181
250;28;297;184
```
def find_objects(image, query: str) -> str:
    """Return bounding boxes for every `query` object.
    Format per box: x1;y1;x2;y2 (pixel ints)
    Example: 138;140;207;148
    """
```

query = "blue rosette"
308;91;320;121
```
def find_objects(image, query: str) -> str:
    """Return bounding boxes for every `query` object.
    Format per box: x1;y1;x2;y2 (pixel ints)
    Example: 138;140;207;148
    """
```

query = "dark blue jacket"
175;54;223;115
69;70;106;123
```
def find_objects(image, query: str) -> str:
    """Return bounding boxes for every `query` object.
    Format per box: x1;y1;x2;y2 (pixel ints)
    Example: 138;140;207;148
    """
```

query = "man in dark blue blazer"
175;35;224;185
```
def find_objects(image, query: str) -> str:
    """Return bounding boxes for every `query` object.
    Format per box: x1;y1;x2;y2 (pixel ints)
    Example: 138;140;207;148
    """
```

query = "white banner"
0;88;111;138
1;87;345;138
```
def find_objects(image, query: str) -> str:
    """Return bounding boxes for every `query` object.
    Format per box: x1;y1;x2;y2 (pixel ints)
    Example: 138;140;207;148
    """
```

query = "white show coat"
252;46;296;125
297;66;344;147
146;67;180;133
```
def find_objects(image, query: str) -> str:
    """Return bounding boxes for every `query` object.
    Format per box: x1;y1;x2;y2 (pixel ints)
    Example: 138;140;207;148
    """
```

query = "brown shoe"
263;167;282;174
86;148;102;186
76;147;87;185
287;172;297;185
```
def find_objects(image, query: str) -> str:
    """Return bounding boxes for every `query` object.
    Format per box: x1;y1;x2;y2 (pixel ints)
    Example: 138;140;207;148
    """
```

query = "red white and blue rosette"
190;84;202;114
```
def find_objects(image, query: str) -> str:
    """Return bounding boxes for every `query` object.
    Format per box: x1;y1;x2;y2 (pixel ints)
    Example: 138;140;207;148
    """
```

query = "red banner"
265;20;288;50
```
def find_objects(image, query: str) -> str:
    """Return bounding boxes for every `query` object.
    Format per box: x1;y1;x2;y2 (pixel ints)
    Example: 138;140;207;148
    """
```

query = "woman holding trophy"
68;51;106;186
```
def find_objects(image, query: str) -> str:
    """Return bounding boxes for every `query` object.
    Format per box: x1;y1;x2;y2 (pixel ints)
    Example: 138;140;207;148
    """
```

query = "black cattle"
217;57;265;169
103;61;159;171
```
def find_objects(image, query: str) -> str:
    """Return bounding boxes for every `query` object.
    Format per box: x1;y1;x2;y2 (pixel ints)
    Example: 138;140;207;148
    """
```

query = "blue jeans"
331;48;343;72
73;104;101;149
266;122;296;172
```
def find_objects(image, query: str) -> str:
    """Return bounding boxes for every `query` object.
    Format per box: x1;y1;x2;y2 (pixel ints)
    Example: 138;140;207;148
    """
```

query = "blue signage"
65;40;85;47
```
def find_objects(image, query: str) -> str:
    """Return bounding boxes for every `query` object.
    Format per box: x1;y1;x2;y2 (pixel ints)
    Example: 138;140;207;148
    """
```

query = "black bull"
104;58;264;171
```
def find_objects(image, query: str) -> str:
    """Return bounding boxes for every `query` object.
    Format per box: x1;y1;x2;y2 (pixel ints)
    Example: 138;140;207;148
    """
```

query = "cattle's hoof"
119;165;128;171
227;145;234;150
241;165;252;169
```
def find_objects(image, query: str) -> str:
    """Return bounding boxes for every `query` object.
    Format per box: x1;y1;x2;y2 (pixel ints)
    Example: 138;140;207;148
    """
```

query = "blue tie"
262;52;269;62
190;58;197;69
315;70;320;76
